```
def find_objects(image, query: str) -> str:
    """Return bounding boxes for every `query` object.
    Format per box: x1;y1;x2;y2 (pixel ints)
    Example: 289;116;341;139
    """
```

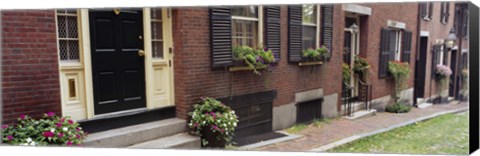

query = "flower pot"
200;127;226;148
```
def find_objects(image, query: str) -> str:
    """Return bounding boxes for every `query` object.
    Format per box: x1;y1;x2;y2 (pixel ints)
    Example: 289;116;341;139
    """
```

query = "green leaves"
302;45;329;61
232;45;276;75
388;61;411;102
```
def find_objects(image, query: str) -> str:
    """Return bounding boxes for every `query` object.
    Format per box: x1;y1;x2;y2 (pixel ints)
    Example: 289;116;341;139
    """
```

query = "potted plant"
435;64;452;104
388;61;411;104
188;97;239;148
232;46;276;75
352;55;371;81
1;112;87;146
459;69;469;101
302;45;330;62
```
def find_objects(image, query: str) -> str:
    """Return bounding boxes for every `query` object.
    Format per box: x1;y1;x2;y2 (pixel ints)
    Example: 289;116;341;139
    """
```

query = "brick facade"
1;10;61;124
419;2;456;99
172;5;344;119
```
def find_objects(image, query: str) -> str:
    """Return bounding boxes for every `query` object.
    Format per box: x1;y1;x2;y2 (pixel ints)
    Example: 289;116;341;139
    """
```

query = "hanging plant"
436;64;452;98
388;61;411;103
352;55;371;73
342;63;351;85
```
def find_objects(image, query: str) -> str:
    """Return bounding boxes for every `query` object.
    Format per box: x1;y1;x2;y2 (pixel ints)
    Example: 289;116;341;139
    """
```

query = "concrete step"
417;103;433;109
84;118;187;148
129;133;200;149
344;109;377;120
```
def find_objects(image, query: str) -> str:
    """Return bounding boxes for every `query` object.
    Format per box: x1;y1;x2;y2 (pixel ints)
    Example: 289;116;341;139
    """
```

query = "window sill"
298;61;323;66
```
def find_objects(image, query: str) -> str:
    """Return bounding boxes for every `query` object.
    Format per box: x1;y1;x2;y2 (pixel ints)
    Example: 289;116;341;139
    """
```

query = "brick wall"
1;10;61;124
172;5;344;119
419;2;456;99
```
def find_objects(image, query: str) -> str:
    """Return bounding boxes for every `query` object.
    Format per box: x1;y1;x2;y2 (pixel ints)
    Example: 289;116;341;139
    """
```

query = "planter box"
229;60;266;72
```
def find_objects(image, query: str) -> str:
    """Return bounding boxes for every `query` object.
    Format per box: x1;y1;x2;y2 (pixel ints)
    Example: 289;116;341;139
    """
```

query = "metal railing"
342;75;373;117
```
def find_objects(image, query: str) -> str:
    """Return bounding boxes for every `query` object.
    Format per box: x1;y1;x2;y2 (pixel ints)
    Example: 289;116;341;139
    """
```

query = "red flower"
76;134;81;139
68;120;74;125
58;133;64;138
43;131;54;138
7;135;13;141
19;114;25;120
66;141;73;146
47;112;55;117
60;118;65;123
1;124;8;129
56;123;62;127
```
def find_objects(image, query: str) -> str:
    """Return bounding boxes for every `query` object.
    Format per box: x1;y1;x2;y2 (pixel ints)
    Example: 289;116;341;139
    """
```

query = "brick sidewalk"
255;102;470;152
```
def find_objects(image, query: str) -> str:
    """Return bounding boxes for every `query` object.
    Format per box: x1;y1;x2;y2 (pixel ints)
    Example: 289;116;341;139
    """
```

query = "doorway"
414;37;428;101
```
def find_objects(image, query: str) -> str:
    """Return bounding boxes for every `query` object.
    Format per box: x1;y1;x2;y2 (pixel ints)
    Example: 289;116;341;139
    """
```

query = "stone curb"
238;131;304;150
309;106;470;152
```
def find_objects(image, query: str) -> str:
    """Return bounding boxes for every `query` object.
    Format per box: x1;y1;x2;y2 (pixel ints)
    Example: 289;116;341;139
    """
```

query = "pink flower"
2;124;8;129
47;112;55;117
68;120;74;125
76;134;81;139
56;123;62;127
58;133;64;138
66;141;73;146
194;123;199;127
76;128;81;132
43;131;54;138
7;135;13;141
19;114;25;120
60;118;65;123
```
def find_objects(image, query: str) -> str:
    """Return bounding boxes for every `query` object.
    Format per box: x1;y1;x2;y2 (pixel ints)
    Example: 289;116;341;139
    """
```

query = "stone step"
344;109;377;120
84;118;186;148
129;133;200;149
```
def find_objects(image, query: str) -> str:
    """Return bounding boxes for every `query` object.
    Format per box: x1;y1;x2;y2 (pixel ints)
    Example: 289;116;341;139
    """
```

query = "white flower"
226;132;229;135
50;128;55;132
217;120;221;123
63;127;68;131
230;117;233;120
232;111;235;114
202;121;206;124
20;143;28;146
29;141;36;146
188;123;193;127
26;138;32;143
223;123;226;127
233;122;237;127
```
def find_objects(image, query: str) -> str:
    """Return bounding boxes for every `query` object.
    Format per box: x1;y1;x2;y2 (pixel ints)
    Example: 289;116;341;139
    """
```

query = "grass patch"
285;123;307;134
286;118;336;134
328;112;469;155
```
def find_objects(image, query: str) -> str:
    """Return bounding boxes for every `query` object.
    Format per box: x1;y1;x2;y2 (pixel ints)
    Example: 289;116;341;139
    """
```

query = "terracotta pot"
200;127;226;148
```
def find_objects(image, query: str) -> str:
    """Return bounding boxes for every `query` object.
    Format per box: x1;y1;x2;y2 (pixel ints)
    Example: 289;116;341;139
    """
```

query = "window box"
297;61;323;66
229;60;267;72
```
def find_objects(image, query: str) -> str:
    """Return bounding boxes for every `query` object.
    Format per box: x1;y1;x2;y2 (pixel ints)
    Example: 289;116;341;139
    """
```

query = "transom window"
56;9;80;62
302;4;319;51
151;8;164;58
231;6;259;48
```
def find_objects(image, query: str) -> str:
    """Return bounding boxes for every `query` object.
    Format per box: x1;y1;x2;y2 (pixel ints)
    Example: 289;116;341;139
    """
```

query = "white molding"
387;20;406;29
420;31;429;37
342;4;371;16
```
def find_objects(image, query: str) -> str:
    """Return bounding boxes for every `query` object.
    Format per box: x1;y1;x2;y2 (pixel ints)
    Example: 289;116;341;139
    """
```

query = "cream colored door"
144;8;175;109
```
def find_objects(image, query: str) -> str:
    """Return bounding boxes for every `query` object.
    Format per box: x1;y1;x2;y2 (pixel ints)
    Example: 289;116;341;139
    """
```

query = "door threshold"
91;108;148;120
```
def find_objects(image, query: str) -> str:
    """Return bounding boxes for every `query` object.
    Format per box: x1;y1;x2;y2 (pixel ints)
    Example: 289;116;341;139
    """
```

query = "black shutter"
442;3;445;20
428;2;433;19
210;7;233;68
379;28;393;78
288;5;302;62
264;6;281;62
445;2;450;23
401;31;412;63
431;45;440;79
419;3;427;18
321;5;334;59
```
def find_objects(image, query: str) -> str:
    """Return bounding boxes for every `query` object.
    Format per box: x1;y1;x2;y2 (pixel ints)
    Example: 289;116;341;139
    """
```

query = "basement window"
296;98;324;123
56;9;80;62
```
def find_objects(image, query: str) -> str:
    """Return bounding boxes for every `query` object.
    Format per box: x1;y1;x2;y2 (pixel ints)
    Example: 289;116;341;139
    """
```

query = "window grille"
151;9;164;58
56;9;80;62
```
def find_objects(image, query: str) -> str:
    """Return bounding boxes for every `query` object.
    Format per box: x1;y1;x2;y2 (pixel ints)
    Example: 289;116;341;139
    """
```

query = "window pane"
151;8;162;20
232;6;258;17
302;26;316;50
151;22;163;40
152;41;164;58
232;19;258;47
302;4;317;24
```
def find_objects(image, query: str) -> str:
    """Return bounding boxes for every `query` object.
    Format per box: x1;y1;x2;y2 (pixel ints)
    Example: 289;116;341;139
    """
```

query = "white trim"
420;31;429;37
316;4;320;48
387;20;406;29
231;16;259;21
79;9;95;119
342;4;371;16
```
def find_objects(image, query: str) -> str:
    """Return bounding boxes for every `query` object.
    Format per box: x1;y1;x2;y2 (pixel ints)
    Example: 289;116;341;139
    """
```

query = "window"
420;2;433;21
231;6;260;48
393;30;403;61
56;9;80;62
440;2;450;24
151;9;164;58
302;4;319;50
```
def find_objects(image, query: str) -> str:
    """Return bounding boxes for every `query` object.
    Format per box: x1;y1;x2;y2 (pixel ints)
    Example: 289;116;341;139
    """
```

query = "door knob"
138;49;145;57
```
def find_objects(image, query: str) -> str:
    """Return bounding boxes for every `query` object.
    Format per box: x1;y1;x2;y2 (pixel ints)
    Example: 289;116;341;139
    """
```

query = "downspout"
413;3;422;107
0;10;3;144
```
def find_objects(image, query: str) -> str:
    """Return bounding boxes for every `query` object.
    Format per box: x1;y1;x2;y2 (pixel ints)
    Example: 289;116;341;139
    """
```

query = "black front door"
414;37;428;100
89;9;146;115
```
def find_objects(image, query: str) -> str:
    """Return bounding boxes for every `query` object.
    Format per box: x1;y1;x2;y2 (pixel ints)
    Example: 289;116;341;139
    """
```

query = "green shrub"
385;103;411;113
